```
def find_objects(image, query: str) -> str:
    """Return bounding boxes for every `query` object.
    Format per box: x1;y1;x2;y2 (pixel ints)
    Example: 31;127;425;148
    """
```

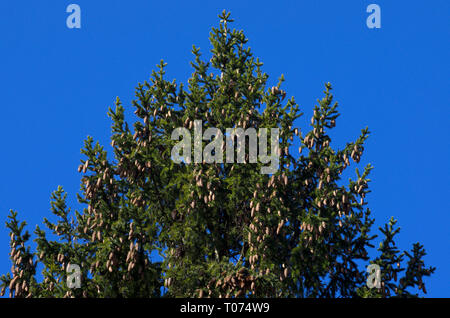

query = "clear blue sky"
0;1;448;297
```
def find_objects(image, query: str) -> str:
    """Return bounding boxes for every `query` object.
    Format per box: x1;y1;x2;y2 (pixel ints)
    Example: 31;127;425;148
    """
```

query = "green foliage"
1;11;434;298
357;218;434;298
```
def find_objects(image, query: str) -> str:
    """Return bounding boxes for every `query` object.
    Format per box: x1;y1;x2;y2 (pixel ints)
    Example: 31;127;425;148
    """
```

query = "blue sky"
0;1;448;297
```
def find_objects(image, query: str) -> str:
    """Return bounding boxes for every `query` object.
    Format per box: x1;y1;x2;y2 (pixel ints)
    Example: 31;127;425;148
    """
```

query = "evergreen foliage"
1;11;434;298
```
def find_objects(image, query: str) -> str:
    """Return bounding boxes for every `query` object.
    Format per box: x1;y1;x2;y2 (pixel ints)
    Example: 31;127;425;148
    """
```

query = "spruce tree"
1;11;434;298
